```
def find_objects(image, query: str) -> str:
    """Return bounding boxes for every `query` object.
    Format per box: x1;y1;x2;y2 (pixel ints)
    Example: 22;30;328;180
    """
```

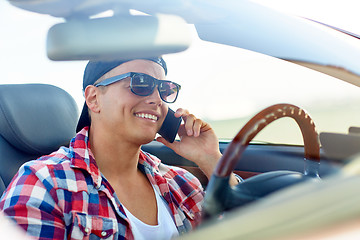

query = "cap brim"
76;103;90;132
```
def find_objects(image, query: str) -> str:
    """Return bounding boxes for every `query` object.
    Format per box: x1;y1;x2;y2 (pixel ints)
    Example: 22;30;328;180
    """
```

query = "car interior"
2;0;360;239
0;83;355;239
0;84;78;194
0;83;341;195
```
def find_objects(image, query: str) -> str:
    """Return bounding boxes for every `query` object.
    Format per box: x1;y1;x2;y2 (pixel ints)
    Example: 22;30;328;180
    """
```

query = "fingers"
175;108;205;137
184;114;196;136
193;119;203;137
174;108;188;118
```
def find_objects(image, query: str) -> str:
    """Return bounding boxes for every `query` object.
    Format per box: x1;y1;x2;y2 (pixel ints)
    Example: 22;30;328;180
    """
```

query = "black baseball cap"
76;57;167;132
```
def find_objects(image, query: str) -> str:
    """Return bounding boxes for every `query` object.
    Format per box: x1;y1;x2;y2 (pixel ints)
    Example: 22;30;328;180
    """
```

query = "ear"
84;85;101;113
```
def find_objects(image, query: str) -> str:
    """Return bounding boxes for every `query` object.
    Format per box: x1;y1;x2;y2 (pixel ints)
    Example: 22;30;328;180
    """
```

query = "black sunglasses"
95;72;181;103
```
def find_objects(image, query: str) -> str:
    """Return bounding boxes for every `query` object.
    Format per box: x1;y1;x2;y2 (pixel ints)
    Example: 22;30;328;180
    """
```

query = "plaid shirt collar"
69;127;166;192
68;127;201;232
69;127;103;189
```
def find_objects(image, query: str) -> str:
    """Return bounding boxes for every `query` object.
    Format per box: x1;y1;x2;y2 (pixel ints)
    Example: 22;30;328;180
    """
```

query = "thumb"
156;136;180;153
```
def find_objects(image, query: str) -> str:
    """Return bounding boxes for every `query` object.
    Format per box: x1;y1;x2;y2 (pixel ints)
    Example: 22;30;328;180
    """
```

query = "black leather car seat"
0;84;78;195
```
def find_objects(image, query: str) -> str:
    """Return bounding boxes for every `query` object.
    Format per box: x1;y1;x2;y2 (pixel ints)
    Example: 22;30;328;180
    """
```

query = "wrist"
198;152;222;179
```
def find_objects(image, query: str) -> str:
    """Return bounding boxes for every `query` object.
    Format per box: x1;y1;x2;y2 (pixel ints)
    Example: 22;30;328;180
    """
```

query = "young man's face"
92;59;168;144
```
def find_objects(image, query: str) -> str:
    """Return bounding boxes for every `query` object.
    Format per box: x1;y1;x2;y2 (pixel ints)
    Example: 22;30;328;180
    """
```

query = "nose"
145;87;162;106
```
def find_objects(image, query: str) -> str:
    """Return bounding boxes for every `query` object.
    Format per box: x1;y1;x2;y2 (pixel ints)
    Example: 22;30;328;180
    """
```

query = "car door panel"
142;141;339;187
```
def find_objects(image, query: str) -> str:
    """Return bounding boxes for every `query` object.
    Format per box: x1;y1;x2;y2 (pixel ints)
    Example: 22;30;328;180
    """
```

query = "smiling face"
86;59;168;145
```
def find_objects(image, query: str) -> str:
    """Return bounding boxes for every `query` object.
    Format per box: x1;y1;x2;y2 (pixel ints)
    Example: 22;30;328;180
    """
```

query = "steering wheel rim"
203;103;320;219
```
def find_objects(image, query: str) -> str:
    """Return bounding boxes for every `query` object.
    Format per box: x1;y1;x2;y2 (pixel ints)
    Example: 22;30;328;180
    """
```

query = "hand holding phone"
158;108;182;143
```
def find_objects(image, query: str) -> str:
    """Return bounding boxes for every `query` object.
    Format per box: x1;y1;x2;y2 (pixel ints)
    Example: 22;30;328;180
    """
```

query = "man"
0;57;238;239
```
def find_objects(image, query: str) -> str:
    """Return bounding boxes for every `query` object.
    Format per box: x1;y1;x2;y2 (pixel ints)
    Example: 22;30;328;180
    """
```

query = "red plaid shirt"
0;128;204;240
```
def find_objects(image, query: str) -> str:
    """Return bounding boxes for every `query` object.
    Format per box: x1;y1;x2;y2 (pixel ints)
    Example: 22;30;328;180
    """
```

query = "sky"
1;0;360;122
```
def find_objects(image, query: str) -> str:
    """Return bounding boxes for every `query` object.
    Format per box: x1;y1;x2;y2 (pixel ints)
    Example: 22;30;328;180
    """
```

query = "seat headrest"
0;84;79;155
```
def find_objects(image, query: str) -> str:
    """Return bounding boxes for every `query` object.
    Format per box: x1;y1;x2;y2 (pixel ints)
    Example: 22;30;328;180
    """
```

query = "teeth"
136;113;158;121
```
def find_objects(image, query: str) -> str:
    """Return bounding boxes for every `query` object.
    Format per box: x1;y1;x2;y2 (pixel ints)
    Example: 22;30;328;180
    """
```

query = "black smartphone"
158;108;182;143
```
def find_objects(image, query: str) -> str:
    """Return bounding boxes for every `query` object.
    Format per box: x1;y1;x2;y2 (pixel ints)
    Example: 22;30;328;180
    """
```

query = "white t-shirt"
123;188;179;240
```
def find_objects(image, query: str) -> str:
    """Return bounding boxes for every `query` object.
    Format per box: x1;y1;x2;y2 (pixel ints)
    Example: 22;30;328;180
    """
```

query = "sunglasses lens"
131;73;179;103
159;82;179;103
131;74;155;96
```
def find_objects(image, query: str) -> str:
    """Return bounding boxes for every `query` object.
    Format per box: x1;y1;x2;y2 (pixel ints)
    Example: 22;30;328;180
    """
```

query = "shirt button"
96;178;102;189
101;231;107;237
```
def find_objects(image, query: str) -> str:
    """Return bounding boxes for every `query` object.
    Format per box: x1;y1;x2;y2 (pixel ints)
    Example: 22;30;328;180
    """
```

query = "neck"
89;125;142;180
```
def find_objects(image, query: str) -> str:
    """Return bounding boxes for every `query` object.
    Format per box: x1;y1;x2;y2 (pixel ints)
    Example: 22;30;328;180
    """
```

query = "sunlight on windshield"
2;0;360;145
253;0;360;35
165;38;360;145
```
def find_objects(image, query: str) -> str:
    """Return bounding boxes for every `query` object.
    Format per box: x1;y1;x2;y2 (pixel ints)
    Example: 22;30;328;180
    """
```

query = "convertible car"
1;0;360;239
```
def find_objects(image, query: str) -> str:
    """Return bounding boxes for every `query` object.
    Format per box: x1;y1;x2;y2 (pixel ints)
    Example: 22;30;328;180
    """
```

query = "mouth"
135;112;159;121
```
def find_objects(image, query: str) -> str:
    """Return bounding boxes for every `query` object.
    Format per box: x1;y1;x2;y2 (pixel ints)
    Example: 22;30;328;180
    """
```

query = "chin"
136;133;157;145
138;138;154;146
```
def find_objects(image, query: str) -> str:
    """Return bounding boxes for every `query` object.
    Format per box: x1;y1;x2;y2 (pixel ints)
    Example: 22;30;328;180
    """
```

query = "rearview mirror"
47;14;192;61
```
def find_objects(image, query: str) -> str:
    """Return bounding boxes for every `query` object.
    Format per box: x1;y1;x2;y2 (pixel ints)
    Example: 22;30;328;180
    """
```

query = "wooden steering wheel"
202;104;321;219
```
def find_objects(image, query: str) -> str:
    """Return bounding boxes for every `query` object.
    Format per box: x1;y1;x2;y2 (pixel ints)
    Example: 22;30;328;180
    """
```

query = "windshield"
2;0;360;145
166;38;360;144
